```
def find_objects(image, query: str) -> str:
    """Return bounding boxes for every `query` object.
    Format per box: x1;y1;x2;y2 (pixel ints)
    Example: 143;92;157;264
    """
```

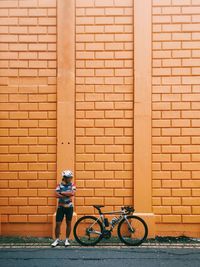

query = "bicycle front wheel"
73;215;103;246
118;215;148;246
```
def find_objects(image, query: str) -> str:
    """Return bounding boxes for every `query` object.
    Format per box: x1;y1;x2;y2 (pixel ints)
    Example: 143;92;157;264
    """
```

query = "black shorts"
56;206;73;222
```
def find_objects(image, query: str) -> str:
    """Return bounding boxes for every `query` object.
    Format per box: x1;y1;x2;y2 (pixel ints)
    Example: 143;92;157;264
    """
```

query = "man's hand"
56;192;66;198
61;191;74;197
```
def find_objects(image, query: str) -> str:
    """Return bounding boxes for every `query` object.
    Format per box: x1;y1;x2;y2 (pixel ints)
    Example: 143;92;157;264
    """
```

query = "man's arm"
55;184;66;198
55;192;65;198
60;191;74;197
60;183;76;197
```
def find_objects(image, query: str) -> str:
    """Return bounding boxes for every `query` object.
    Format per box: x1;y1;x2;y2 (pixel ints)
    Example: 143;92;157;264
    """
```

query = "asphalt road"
0;247;199;267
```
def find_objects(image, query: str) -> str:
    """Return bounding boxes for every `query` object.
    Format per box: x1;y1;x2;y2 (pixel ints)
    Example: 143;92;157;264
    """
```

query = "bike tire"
73;215;103;246
117;215;148;246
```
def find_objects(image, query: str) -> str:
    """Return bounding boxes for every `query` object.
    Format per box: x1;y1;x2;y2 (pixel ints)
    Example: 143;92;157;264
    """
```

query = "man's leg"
66;220;72;238
64;207;73;246
51;207;64;247
55;222;62;239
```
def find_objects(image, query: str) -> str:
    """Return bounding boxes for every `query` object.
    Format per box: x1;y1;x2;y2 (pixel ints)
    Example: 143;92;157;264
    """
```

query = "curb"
0;243;200;249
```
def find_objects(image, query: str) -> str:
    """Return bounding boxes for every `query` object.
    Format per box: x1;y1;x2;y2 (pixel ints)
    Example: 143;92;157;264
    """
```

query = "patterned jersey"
56;182;76;207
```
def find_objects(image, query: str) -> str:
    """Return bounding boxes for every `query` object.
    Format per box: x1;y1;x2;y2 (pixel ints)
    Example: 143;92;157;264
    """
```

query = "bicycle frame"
87;208;133;235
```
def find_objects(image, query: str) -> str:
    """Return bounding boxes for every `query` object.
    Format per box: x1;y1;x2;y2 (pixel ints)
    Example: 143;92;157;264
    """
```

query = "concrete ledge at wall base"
156;223;200;238
1;223;52;237
52;212;77;240
134;213;156;238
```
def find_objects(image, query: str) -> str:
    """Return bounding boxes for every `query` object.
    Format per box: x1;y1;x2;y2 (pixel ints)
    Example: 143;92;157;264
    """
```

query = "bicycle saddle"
93;205;104;210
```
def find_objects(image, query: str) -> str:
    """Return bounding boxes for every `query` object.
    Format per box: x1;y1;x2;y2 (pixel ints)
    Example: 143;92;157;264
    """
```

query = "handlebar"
121;206;135;213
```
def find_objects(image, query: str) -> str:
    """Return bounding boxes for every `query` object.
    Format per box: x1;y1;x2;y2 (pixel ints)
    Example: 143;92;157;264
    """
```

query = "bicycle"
73;205;148;246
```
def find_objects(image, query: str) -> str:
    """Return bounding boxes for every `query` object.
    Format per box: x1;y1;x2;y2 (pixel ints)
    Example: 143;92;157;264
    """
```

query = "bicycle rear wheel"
73;215;103;246
118;215;148;246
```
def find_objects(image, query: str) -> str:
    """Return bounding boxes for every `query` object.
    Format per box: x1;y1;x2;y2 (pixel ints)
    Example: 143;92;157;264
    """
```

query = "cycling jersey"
56;182;76;207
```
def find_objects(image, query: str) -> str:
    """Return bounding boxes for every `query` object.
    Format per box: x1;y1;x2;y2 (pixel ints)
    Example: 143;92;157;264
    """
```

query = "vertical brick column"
53;0;76;239
134;0;155;237
57;0;75;178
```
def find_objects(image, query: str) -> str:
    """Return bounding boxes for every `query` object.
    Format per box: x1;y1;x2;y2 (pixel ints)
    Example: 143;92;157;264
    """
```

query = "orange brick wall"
152;0;200;228
0;0;57;236
75;0;134;216
0;0;200;238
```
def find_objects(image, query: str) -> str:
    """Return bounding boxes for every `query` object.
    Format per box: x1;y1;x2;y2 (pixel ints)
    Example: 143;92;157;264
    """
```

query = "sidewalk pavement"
0;242;200;249
0;236;200;249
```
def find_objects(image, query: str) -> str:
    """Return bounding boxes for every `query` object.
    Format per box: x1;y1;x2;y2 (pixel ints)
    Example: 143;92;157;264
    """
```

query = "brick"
162;215;181;223
115;154;132;162
162;197;181;205
172;189;191;197
182;180;200;188
182;215;200;223
105;197;124;205
76;137;94;144
192;207;200;214
9;180;27;188
115;188;132;197
171;152;191;163
85;145;103;154
85;162;104;170
38;189;54;197
182;197;200;205
105;162;123;170
105;128;123;136
9;198;27;206
153;206;171;214
76;171;94;179
0;206;18;214
95;171;114;179
38;0;56;7
172;137;190;145
76;189;94;197
162;180;181;188
9;215;27;223
105;145;123;153
105;180;124;188
152;171;171;179
162;128;181;136
19;206;37;214
85;180;104;188
153;189;171;197
38;206;55;214
10;129;28;137
76;206;94;215
95;154;114;161
9;146;28;154
28;215;47;223
95;189;113;196
76;154;94;162
18;189;37;197
182;6;200;14
182;163;200;171
182;145;200;153
76;0;94;7
95;137;113;144
28;163;47;171
9;163;28;171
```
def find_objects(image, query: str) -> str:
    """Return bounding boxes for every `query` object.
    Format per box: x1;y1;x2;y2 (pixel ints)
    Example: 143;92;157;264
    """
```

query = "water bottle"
110;217;119;226
104;218;109;227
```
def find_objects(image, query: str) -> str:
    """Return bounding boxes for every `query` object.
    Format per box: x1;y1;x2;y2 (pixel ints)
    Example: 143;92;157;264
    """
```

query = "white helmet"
62;170;73;178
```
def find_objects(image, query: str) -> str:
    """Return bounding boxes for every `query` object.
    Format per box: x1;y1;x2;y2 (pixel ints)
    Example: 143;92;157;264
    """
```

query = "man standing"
51;170;76;247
